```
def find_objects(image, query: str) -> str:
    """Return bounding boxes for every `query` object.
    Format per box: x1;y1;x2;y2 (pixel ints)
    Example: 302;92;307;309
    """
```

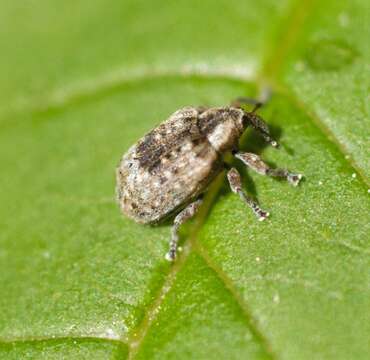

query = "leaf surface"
0;0;369;359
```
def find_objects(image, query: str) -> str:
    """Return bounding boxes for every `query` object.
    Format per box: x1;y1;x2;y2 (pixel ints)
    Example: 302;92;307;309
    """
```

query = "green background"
0;0;369;359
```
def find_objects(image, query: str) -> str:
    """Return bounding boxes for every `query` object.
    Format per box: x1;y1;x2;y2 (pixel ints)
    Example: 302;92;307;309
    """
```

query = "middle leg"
234;152;302;186
227;167;269;221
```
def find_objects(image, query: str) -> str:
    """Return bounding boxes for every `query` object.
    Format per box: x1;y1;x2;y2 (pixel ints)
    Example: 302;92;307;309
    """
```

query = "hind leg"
165;198;203;262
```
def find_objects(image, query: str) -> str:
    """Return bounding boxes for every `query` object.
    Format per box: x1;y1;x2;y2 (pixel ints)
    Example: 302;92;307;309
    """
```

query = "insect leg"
235;152;303;186
246;113;280;147
165;198;203;262
227;167;269;221
232;96;279;147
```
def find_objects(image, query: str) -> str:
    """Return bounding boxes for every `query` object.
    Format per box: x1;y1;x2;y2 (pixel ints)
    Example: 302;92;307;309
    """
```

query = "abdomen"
116;137;221;224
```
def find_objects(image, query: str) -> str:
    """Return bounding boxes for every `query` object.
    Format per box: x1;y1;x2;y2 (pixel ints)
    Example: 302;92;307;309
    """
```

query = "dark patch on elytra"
191;138;203;147
135;130;166;169
136;149;164;169
136;131;157;154
148;159;162;174
159;176;167;185
198;109;224;135
136;125;196;170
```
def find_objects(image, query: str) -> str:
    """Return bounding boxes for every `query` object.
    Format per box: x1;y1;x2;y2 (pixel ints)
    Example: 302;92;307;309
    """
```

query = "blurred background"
0;1;369;359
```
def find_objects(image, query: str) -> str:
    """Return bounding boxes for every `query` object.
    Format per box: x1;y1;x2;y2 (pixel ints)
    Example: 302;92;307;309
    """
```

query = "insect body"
116;98;302;261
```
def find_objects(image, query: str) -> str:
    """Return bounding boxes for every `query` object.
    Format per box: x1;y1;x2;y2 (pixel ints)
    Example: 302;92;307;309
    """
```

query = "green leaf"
1;0;369;359
135;254;270;360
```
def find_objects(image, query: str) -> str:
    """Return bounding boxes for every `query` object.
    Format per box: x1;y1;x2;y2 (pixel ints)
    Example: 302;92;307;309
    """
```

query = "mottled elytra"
116;97;302;261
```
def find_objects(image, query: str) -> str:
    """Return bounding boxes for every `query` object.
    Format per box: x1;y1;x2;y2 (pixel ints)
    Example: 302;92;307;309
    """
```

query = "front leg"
227;168;269;221
235;152;302;186
231;96;278;147
245;113;279;148
165;198;203;262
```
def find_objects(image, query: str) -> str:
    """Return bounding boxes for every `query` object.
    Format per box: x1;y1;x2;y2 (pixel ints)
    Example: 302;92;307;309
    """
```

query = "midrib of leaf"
261;0;316;81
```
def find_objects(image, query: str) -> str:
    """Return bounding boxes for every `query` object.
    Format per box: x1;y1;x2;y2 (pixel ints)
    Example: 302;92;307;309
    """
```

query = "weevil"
116;97;302;261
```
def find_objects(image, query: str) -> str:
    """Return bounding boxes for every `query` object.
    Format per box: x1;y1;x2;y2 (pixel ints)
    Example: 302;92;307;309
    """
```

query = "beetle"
116;97;302;261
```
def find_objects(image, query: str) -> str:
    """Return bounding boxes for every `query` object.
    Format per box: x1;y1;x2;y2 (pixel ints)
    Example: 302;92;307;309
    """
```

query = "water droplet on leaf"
306;39;357;71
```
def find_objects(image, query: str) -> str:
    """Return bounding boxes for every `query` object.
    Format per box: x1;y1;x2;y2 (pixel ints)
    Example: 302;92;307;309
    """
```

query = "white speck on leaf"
105;328;120;340
294;61;305;72
338;12;349;27
245;332;252;341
